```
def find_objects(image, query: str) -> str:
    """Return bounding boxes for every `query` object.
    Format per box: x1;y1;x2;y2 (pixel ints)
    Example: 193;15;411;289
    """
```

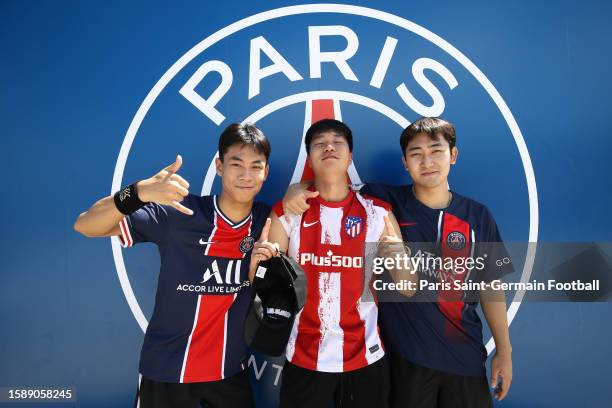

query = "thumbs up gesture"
136;155;193;215
248;218;280;281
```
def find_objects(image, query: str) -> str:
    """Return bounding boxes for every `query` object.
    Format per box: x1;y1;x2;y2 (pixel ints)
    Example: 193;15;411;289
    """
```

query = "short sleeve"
476;207;514;283
118;203;169;247
354;193;390;243
272;200;300;238
368;204;390;244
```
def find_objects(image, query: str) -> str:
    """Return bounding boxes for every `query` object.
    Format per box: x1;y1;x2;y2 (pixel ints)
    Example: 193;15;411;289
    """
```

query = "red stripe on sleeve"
119;218;132;247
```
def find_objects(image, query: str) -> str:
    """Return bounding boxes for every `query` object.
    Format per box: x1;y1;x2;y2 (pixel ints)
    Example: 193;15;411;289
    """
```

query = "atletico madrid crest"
344;216;363;238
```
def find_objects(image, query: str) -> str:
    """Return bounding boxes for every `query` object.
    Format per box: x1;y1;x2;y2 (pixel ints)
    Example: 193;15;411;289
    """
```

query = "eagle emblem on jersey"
446;231;466;250
344;216;363;238
239;236;255;253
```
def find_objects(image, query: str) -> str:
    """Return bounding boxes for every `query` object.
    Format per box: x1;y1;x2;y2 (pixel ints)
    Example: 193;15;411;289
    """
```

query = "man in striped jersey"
74;123;278;408
268;119;414;407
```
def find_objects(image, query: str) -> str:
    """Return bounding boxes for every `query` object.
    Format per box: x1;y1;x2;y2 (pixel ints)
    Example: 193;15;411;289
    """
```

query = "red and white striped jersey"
273;191;390;372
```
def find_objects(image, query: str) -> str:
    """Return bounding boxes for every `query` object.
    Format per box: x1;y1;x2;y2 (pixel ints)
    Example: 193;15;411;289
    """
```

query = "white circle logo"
111;4;538;355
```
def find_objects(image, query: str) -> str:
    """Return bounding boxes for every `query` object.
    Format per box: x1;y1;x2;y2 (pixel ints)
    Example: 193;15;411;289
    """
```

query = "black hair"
304;119;353;154
399;117;456;156
218;123;271;162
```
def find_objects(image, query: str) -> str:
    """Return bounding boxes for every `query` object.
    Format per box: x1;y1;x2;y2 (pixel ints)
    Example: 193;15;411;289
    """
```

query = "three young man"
283;117;514;407
74;123;277;408
77;117;513;407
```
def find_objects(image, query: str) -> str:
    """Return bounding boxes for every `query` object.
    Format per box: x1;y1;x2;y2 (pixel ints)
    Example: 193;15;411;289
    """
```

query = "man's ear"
264;163;269;181
215;157;223;177
401;154;408;171
450;146;459;165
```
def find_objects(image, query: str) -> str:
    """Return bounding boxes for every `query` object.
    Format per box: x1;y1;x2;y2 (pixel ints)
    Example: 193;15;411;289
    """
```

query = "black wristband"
114;183;148;215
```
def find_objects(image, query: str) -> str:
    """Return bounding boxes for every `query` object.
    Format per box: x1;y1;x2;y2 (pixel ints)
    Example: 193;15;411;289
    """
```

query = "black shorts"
279;356;390;408
135;370;253;408
389;354;492;408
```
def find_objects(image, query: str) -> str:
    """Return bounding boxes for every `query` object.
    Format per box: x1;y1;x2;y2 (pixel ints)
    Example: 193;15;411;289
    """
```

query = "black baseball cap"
244;253;306;356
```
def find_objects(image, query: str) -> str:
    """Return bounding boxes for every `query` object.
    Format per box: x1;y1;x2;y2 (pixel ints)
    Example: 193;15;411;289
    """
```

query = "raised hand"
282;182;319;215
136;155;193;215
249;218;280;281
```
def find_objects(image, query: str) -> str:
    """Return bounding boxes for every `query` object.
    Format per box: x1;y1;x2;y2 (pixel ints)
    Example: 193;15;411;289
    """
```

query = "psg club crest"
239;236;255;253
344;216;363;238
446;231;466;250
111;4;536;339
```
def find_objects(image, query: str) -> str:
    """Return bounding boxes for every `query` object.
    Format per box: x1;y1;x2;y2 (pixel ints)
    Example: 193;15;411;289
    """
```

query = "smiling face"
402;132;458;189
215;143;268;204
307;130;353;177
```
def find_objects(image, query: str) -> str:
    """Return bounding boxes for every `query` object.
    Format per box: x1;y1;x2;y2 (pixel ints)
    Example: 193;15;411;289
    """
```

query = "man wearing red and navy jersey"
283;118;514;407
75;123;278;408
269;119;414;408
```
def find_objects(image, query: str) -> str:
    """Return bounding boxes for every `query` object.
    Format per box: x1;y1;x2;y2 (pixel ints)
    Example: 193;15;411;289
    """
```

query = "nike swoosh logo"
199;239;215;245
400;222;418;227
302;221;319;228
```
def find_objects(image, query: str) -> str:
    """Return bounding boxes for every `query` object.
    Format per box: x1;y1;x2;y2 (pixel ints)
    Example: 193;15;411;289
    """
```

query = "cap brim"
245;297;295;357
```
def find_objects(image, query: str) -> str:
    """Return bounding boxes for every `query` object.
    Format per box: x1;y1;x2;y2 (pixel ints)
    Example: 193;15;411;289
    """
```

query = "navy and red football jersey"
360;183;514;376
118;194;270;383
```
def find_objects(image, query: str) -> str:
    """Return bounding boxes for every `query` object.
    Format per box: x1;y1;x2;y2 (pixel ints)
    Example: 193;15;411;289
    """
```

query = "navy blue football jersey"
361;183;513;376
118;194;270;383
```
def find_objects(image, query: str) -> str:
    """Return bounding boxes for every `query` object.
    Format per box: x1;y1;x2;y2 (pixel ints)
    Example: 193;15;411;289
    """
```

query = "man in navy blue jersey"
75;123;278;408
283;117;514;408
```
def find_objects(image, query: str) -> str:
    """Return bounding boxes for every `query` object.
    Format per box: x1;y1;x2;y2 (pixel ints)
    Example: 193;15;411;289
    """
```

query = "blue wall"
1;1;611;406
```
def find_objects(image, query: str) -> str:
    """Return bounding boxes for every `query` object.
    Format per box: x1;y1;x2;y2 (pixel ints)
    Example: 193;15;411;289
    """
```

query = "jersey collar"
213;195;252;229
